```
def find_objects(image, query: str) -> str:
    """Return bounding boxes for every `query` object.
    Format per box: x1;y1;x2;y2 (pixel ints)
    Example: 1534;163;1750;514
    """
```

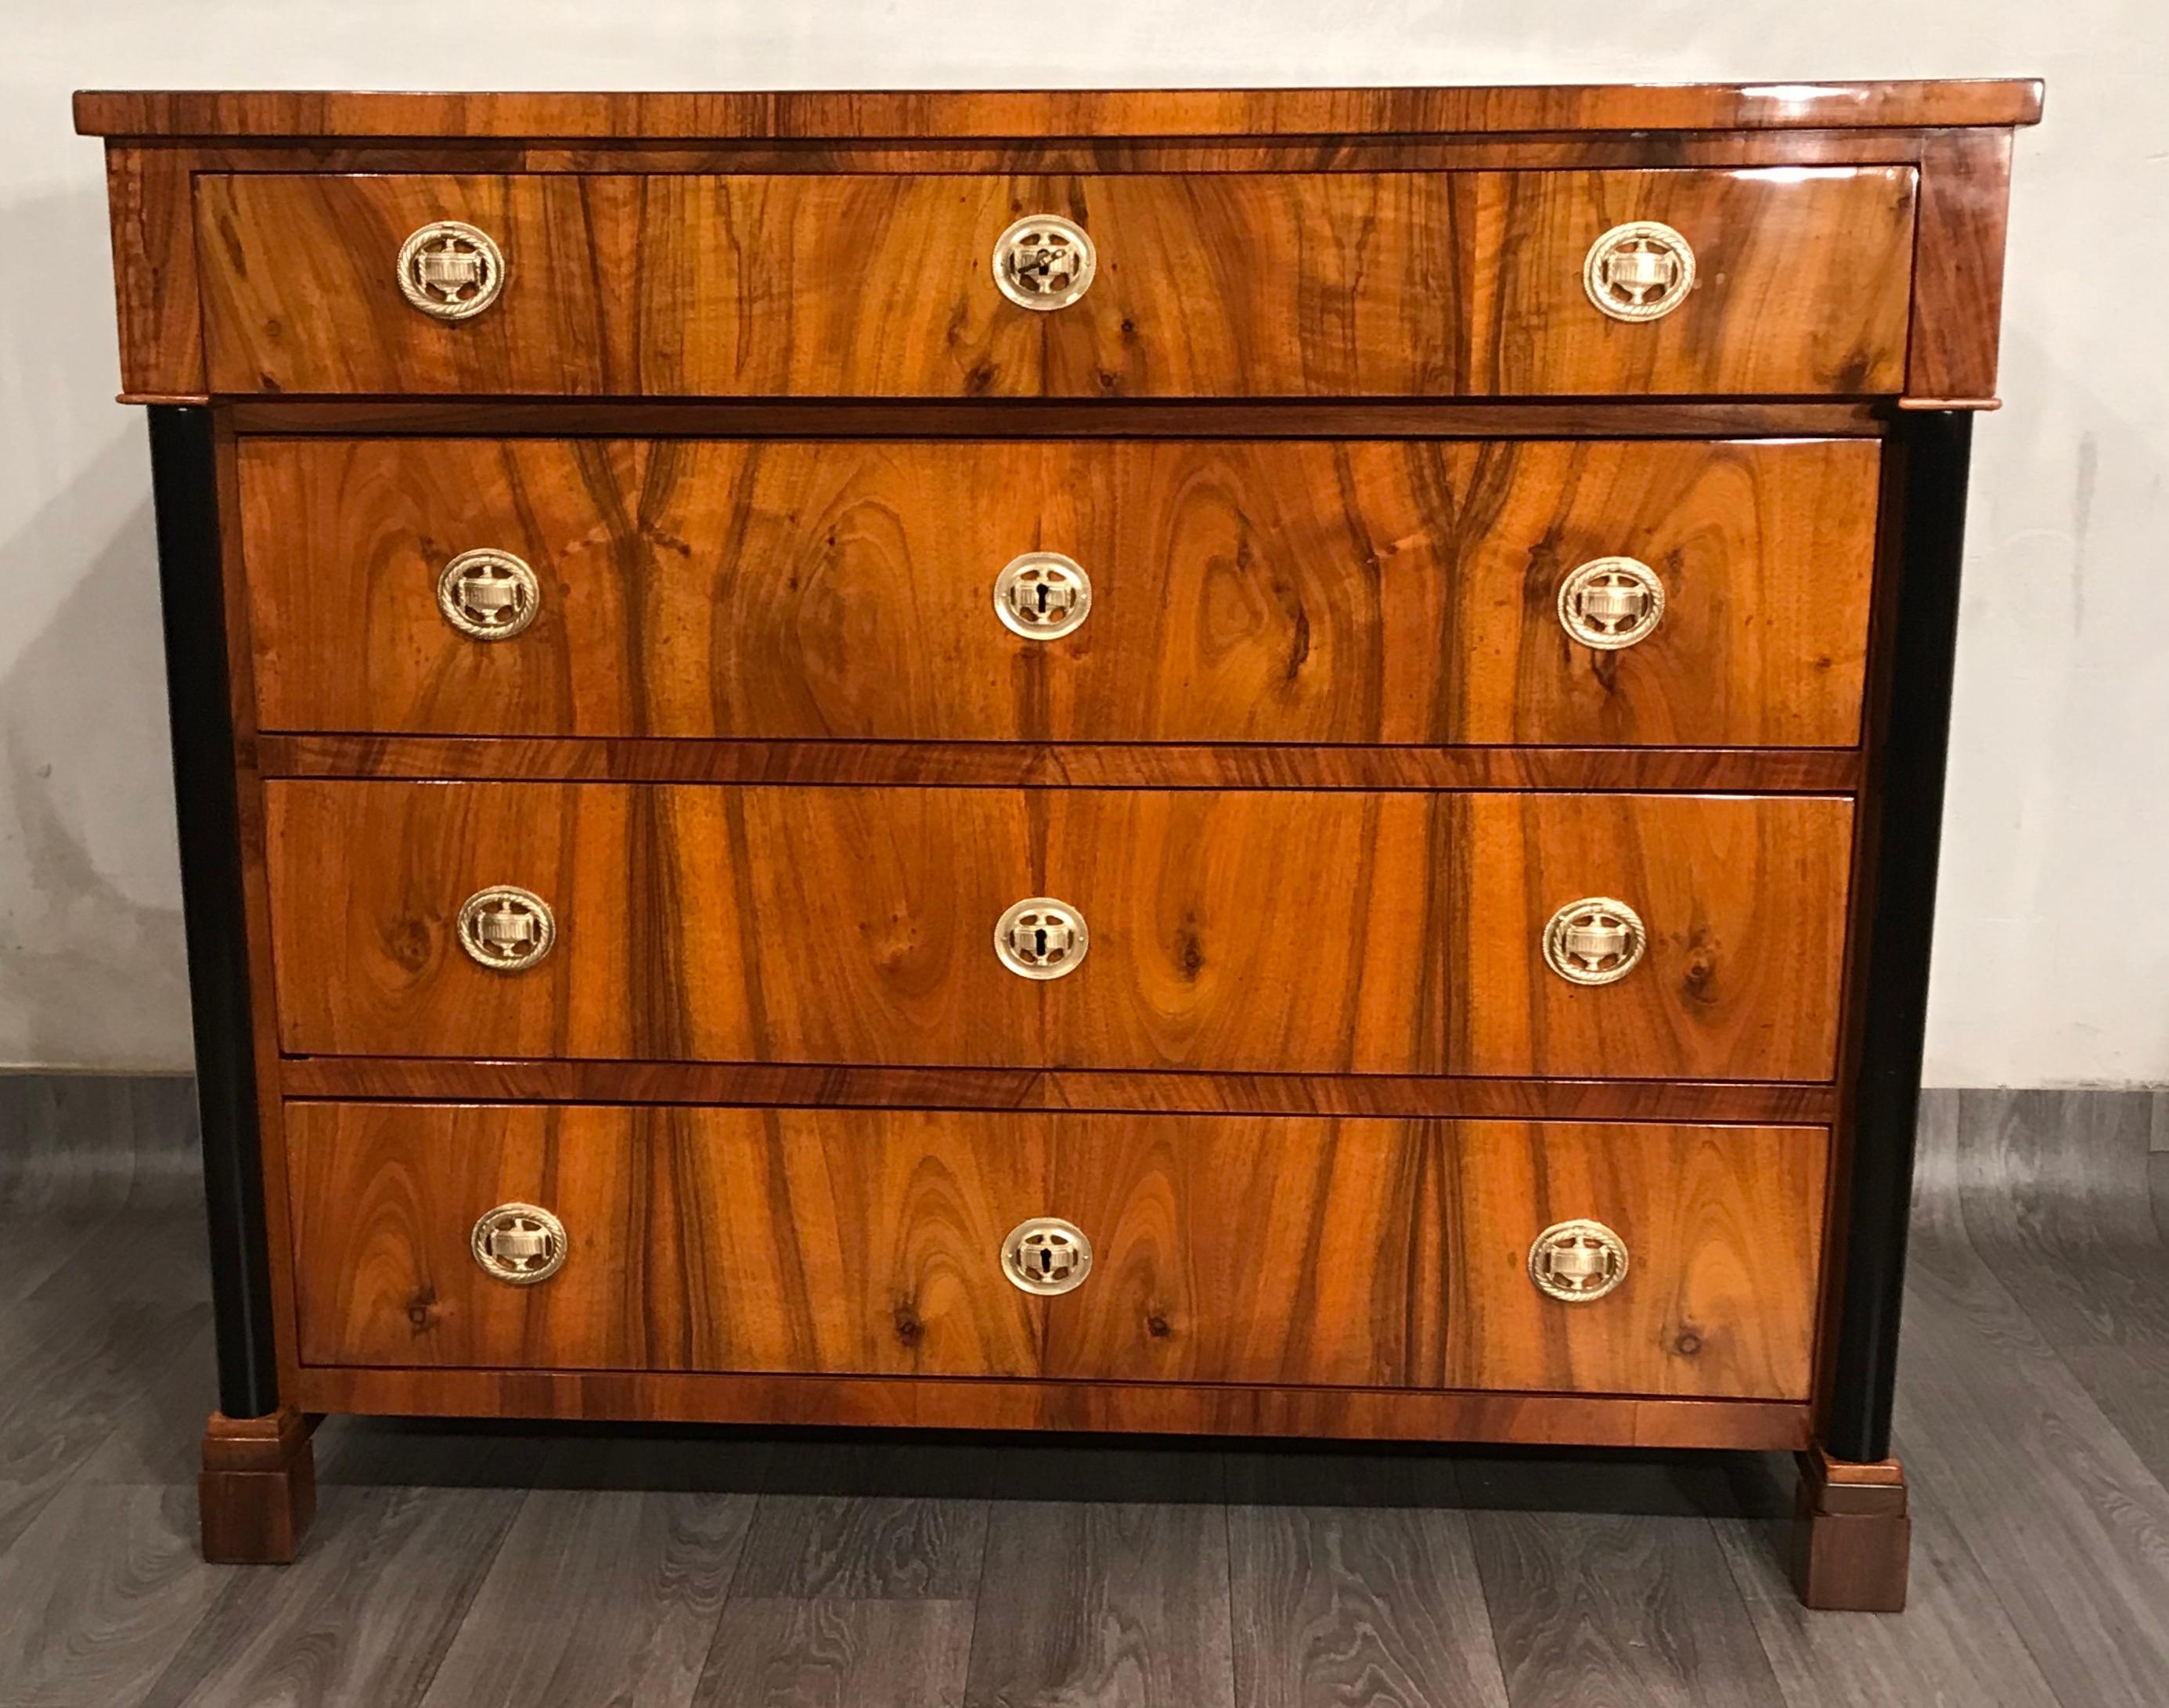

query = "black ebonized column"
148;405;279;1420
1825;409;1976;1464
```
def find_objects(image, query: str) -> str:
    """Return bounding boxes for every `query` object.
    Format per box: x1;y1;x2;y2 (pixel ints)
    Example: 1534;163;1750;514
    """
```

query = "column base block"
1789;1445;1910;1611
200;1407;319;1564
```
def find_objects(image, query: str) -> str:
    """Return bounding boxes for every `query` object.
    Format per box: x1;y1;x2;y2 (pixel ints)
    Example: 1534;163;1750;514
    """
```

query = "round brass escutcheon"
472;1202;568;1285
1558;556;1665;650
1541;896;1647;986
1001;1216;1094;1295
993;213;1097;311
1528;1218;1630;1303
456;885;557;972
1583;221;1696;323
993;896;1089;980
398;219;506;320
438;549;541;640
993;553;1093;640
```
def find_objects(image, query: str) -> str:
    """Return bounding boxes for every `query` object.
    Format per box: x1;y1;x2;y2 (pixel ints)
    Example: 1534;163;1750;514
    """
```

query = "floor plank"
1713;1506;2061;1708
734;1436;996;1599
1893;1217;2169;1703
1947;1090;2169;1485
965;1501;1236;1708
132;1483;524;1708
0;1212;212;1552
418;1490;752;1708
695;1598;976;1708
1230;1504;1509;1708
1471;1512;1784;1707
0;1481;231;1708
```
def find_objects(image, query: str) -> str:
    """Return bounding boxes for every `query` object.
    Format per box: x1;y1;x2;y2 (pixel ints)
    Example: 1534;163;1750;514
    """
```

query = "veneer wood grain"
264;782;1852;1080
286;1101;1822;1401
1908;129;2017;405
286;1102;1043;1379
242;436;1878;748
277;1058;1838;1125
258;734;1865;794
103;146;203;398
225;398;1888;435
1050;1114;1824;1397
294;1363;1811;1449
196;168;1916;398
75;80;2046;140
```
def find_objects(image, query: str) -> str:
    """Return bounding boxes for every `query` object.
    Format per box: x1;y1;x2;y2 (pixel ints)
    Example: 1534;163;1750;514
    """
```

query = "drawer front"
243;436;1878;748
288;1102;1824;1401
198;168;1914;398
265;782;1851;1079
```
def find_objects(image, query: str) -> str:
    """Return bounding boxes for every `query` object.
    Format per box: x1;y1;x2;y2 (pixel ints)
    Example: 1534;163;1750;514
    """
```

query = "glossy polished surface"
263;781;1851;1079
242;436;1879;746
196;168;1915;398
286;1101;1825;1400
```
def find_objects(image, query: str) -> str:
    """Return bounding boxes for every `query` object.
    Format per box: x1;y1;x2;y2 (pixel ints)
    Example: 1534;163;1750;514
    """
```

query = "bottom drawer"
286;1103;1826;1401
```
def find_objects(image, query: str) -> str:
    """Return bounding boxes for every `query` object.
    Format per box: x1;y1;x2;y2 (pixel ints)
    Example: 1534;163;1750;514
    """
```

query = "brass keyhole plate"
994;896;1090;980
398;219;506;321
472;1202;568;1285
993;213;1097;311
456;885;557;972
993;552;1093;640
1558;556;1665;650
1541;896;1647;986
438;548;541;640
1001;1216;1094;1295
1528;1218;1630;1303
1583;221;1696;323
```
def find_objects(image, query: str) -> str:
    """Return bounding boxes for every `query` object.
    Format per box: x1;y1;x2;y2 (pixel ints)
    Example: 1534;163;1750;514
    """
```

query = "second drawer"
266;782;1851;1079
288;1101;1827;1400
240;435;1878;748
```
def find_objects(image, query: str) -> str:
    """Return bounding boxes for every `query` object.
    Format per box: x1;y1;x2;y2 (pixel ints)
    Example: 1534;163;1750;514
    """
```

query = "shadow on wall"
0;427;192;1070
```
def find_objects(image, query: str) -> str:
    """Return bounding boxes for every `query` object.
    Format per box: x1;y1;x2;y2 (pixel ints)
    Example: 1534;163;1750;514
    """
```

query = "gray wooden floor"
3;1078;2167;1708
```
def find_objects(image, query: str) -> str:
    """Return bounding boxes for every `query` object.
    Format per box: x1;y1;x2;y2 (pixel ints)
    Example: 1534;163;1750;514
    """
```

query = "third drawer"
240;435;1879;748
288;1101;1826;1400
266;781;1852;1079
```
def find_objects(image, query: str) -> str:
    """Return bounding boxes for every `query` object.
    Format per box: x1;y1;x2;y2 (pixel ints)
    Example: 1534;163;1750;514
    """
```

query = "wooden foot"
1789;1446;1910;1610
200;1408;319;1563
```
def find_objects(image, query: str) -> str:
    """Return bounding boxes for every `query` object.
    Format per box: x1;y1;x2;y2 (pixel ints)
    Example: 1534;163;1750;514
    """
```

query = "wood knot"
1147;1313;1173;1339
383;915;432;974
1173;920;1206;980
892;1303;924;1346
1674;1329;1703;1357
405;1287;441;1333
1679;939;1718;1004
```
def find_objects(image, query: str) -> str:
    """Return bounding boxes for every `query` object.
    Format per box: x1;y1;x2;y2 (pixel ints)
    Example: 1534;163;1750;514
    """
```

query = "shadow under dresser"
74;77;2042;1609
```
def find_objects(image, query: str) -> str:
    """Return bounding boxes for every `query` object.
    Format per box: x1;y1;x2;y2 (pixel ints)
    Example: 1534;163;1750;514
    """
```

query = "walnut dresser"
77;79;2040;1608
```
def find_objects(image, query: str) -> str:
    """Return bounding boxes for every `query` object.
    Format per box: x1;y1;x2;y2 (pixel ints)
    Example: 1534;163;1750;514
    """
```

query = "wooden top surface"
74;80;2043;140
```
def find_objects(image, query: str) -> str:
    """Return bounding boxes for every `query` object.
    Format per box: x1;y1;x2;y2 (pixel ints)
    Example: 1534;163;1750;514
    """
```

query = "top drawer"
195;168;1916;398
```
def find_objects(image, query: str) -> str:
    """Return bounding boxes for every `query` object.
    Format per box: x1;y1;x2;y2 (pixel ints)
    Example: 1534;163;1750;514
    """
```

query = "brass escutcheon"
437;549;540;640
398;220;506;320
1584;221;1696;323
993;552;1093;640
1542;897;1647;986
994;897;1089;980
1001;1216;1094;1295
471;1202;567;1285
993;214;1097;310
1528;1218;1630;1303
456;885;557;972
1558;556;1665;650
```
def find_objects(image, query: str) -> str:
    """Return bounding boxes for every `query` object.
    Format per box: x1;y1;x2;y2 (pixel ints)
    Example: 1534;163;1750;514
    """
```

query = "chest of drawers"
79;78;2040;1609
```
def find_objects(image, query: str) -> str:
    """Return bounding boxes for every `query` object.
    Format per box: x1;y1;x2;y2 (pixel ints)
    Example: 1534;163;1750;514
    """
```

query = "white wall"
4;2;2164;1083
